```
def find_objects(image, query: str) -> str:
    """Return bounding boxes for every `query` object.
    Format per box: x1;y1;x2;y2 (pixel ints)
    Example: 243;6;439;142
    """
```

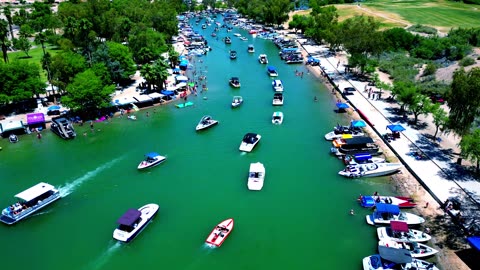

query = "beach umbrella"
351;120;366;128
387;124;406;132
48;105;61;111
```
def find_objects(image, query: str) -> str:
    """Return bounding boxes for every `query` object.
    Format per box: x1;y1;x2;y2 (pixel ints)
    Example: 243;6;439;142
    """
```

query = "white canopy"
114;97;137;105
148;92;165;99
15;182;56;202
175;75;188;82
176;82;187;88
134;95;153;102
0;120;25;133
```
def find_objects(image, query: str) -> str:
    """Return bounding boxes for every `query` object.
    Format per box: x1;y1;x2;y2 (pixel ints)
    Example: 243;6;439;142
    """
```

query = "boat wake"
31;210;52;217
203;243;217;250
86;241;122;270
59;157;123;197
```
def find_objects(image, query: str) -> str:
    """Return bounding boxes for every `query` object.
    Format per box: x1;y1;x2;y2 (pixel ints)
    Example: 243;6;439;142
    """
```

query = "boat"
366;203;425;226
338;162;403;178
127;115;137;120
247;44;255;53
137;152;167;170
113;203;159;242
267;66;278;77
211;32;217;37
324;124;365;140
205;218;234;247
196;115;219;131
8;134;18;143
377;221;431;243
239;36;248;41
272;111;283;124
0;182;61;225
272;79;284;92
285;55;304;64
51;117;76;139
359;195;417;208
342;153;385;165
232;96;243;108
247;162;265;190
202;24;206;29
272;92;283;106
233;33;241;37
224;36;231;44
175;101;194;108
229;77;241;88
363;245;439;270
239;133;261;152
331;137;381;156
230;50;237;59
378;240;438;258
258;54;268;64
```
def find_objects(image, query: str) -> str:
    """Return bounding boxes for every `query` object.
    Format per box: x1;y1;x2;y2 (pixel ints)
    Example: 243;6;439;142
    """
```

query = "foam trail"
59;157;123;197
31;210;52;217
87;241;122;270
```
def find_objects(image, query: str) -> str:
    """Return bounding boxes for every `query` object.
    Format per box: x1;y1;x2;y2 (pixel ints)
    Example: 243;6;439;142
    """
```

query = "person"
146;112;149;117
314;96;318;102
37;132;42;139
373;191;379;196
350;209;355;215
90;121;94;131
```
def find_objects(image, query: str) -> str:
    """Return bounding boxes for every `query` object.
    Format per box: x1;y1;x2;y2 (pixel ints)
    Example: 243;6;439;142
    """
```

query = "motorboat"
247;44;255;53
272;79;284;92
232;96;243;108
9;134;18;143
342;153;385;165
359;195;416;208
272;93;283;106
339;162;403;178
258;54;268;64
113;203;159;242
324;124;365;140
225;36;231;44
267;66;278;77
205;218;234;247
202;24;206;29
366;204;425;226
239;36;248;41
138;152;167;170
211;32;217;37
233;33;241;37
363;253;439;270
331;137;381;156
196;115;219;131
378;240;438;258
127;115;137;120
229;77;241;88
239;133;261;152
272;111;283;124
0;182;61;225
247;162;265;190
377;221;431;243
230;50;237;59
51;117;76;139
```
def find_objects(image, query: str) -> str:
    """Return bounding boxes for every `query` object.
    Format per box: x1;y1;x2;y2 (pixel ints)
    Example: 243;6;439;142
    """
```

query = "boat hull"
113;204;159;242
377;227;431;243
366;212;425;226
0;191;61;225
247;162;265;191
137;156;166;170
205;218;234;247
196;120;219;131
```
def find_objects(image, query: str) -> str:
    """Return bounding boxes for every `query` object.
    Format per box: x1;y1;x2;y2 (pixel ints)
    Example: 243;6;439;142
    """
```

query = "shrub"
459;57;476;67
407;24;438;35
422;63;437;76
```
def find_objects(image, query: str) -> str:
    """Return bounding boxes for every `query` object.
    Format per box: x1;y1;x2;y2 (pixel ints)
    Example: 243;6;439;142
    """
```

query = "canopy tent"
160;90;176;96
375;203;400;215
27;113;45;125
0;120;25;135
175;75;188;82
133;95;153;103
176;82;187;89
387;124;406;132
336;102;350;109
113;97;137;105
117;209;141;226
467;236;480;251
148;92;165;99
390;221;409;232
351;120;366;128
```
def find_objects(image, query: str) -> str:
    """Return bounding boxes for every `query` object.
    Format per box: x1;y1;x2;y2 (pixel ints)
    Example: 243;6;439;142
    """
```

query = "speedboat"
113;203;159;242
247;44;255;53
205;218;234;247
127;115;137;120
9;134;18;143
239;36;248;41
202;24;206;29
339;162;403;178
0;182;61;225
272;79;283;92
272;111;283;124
366;204;425;226
229;77;241;88
359;195;416;208
363;254;439;270
331;137;381;156
233;33;241;37
196;115;219;131
377;221;432;243
258;54;268;64
342;153;385;165
137;152;167;170
272;93;284;106
324;124;365;140
230;50;237;59
247;162;265;190
232;96;243;108
267;66;278;77
239;133;261;152
378;240;438;258
51;117;76;139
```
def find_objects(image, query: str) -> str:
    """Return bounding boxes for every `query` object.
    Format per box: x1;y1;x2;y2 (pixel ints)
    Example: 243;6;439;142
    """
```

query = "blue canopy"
179;60;189;66
146;152;160;158
336;102;350;109
467;236;480;251
267;66;276;72
387;124;406;132
376;203;400;215
360;196;376;208
351;120;366;128
48;105;61;111
117;209;141;226
354;153;373;162
161;90;175;96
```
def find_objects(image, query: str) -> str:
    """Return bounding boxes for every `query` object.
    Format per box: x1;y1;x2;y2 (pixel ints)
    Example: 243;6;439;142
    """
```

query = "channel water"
0;20;396;270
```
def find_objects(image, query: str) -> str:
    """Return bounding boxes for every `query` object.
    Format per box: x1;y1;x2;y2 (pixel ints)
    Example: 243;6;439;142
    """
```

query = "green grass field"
8;45;59;81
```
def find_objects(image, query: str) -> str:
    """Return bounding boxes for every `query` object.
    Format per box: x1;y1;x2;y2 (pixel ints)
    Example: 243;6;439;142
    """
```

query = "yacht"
247;162;266;190
267;66;278;77
247;44;255;53
113;204;159;242
229;77;241;88
0;182;61;225
338;162;403;178
258;54;268;64
272;111;284;124
324;124;365;141
331;137;380;156
272;79;284;92
51;117;76;139
239;133;261;152
196;115;219;131
272;93;283;106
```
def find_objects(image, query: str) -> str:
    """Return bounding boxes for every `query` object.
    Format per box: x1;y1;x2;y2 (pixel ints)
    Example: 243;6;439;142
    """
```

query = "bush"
422;63;437;77
459;57;476;67
407;24;438;35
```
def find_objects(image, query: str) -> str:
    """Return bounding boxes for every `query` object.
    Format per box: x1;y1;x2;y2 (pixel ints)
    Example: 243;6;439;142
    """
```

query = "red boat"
205;218;234;247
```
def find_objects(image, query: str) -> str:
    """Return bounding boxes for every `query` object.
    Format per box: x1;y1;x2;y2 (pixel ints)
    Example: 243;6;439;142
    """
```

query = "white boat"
127;115;137;120
378;240;438;258
247;162;265;190
196;115;219;131
363;254;439;270
342;153;385;165
377;221;431;243
233;33;241;37
267;66;278;77
0;182;61;225
229;77;241;88
272;111;283;124
137;152;167;170
324;124;365;140
205;218;234;247
9;134;18;143
239;36;248;41
258;54;268;64
113;203;159;242
232;96;243;108
272;93;283;106
239;133;261;152
339;162;403;178
359;195;417;208
366;204;425;226
272;79;284;92
247;44;255;53
51;117;76;139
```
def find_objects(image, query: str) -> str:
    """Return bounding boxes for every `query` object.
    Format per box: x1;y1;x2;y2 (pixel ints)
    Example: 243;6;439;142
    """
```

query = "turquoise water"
0;20;396;270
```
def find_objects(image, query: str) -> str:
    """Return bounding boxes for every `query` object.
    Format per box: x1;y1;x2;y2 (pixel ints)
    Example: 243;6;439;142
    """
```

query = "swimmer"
350;209;355;215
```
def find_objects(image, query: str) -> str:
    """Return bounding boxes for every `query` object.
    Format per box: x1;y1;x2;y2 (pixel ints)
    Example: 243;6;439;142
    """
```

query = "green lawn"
8;45;60;82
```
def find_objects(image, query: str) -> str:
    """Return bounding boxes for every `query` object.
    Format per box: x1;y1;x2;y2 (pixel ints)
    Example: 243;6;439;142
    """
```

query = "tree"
140;58;169;92
430;104;448;140
446;67;480;136
93;41;136;83
63;69;115;112
167;45;179;68
408;94;433;125
50;51;87;91
459;129;480;173
0;61;45;103
12;37;32;57
3;6;14;39
393;80;418;115
0;19;9;63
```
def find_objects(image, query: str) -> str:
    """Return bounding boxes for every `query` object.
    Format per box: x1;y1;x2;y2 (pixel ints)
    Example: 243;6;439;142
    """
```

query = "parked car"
430;94;445;104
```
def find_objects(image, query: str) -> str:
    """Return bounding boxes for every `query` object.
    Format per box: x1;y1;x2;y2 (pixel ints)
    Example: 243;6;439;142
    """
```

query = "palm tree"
152;58;170;91
167;45;179;68
140;63;156;92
